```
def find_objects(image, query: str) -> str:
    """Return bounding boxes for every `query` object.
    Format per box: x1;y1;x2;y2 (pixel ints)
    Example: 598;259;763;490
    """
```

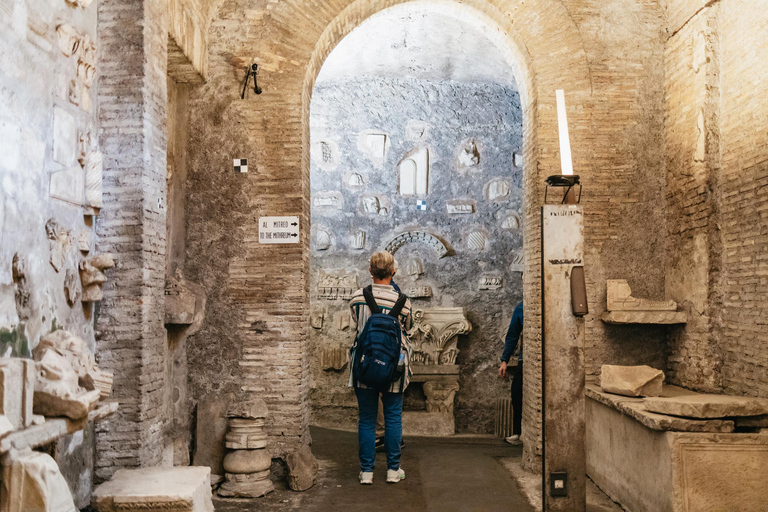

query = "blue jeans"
355;387;403;472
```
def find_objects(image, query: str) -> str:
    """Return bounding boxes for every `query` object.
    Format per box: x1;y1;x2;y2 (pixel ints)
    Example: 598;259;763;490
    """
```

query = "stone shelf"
600;310;688;325
0;401;118;454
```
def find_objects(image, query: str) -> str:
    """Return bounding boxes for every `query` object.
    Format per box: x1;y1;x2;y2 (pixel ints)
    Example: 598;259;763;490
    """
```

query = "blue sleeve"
501;303;524;362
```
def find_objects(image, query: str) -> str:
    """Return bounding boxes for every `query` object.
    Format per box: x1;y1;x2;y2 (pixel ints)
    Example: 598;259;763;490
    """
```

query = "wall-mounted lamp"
241;63;262;98
545;89;582;204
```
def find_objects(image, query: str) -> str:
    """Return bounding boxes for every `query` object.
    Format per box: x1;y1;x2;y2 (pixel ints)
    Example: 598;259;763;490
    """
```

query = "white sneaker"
359;471;373;485
386;468;406;483
505;435;521;445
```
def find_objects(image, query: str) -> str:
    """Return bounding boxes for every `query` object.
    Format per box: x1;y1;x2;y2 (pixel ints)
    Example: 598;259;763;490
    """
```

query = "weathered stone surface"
225;418;268;450
222;449;271;474
79;254;115;303
600;310;688;325
407;308;471;365
45;220;71;272
192;394;232;476
0;357;35;429
64;269;81;306
644;394;768;419
11;254;32;322
423;381;459;414
1;448;77;512
285;444;318;491
403;411;454;436
320;346;347;372
165;270;206;331
228;399;268;420
600;365;665;398
33;351;100;420
92;467;213;512
586;384;734;433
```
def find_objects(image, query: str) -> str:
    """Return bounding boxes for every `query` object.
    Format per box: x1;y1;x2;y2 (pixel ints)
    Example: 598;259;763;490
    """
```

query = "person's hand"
498;361;508;379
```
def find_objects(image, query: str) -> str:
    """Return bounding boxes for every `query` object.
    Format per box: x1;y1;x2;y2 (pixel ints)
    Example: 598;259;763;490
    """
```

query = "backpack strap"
388;292;408;319
362;285;381;315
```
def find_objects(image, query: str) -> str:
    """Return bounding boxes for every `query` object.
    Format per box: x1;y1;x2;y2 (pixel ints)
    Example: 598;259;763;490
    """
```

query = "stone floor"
214;426;535;511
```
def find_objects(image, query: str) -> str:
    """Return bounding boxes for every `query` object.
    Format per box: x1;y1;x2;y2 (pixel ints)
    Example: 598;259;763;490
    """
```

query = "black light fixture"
545;174;582;204
241;63;262;98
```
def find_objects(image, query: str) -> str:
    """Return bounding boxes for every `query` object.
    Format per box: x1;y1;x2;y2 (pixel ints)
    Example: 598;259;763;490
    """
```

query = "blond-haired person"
348;251;413;485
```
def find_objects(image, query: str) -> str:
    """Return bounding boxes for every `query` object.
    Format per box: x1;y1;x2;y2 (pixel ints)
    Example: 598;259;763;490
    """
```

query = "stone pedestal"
92;467;213;512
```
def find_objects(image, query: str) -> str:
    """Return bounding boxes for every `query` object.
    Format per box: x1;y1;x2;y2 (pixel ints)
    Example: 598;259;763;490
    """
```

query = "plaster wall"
308;77;524;433
0;0;102;504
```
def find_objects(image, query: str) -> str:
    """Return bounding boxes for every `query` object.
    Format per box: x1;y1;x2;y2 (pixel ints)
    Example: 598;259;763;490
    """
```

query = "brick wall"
185;0;668;471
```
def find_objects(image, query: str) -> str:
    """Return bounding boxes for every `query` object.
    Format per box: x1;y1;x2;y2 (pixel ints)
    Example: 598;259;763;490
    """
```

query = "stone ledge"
585;385;734;433
600;310;688;325
0;401;118;454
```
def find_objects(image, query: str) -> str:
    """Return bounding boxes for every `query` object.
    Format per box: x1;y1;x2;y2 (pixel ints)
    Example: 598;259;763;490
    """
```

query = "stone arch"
190;0;594;470
299;0;592;469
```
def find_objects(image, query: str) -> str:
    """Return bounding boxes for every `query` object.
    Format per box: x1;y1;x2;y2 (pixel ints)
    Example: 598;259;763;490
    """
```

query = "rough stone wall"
308;77;524;434
664;0;768;398
187;0;667;471
0;0;101;504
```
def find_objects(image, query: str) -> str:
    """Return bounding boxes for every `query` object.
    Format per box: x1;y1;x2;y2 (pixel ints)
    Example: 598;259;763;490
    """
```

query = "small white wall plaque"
259;216;299;244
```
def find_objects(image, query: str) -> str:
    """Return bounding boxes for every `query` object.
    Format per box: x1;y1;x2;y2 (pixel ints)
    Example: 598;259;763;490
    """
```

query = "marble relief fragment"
398;147;429;197
458;140;480;168
79;253;115;302
64;268;81;306
46;219;72;272
84;150;103;208
510;252;524;273
56;24;81;57
486;179;510;202
2;449;78;512
406;120;428;141
315;229;331;251
466;232;486;251
350;231;366;250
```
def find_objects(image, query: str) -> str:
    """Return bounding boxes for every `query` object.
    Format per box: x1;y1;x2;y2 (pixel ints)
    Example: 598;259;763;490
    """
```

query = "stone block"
1;448;77;512
0;358;35;430
600;365;665;397
403;411;454;436
606;279;677;311
644;394;768;419
285;444;317;491
192;394;232;476
92;467;213;512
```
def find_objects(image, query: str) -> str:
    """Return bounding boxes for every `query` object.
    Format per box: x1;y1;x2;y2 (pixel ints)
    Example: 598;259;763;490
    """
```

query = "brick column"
95;0;169;481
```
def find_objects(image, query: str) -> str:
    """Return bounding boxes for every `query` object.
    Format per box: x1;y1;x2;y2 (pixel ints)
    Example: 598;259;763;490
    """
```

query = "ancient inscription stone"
404;285;432;299
0;357;35;429
600;364;665;397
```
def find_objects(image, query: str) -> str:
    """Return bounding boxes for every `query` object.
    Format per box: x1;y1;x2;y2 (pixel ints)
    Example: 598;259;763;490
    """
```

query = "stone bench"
586;384;768;512
92;467;213;512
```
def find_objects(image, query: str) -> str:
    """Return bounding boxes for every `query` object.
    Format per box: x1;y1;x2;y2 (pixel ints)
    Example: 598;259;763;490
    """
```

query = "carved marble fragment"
165;269;206;332
310;310;324;329
79;253;115;302
12;254;32;321
407;308;471;365
0;357;35;430
466;231;486;251
46;219;72;272
321;345;348;371
56;24;81;57
423;382;460;413
317;270;358;300
458;140;480;168
509;252;524;273
486;179;510;201
399;147;429;196
84;150;103;208
446;201;474;214
219;399;273;498
479;275;503;290
358;132;388;164
311;140;339;170
606;279;677;311
403;285;432;299
64;268;81;306
406;120;428;141
286;444;318;491
315;229;331;251
385;231;449;258
33;350;100;420
334;311;350;331
350;230;366;250
1;449;77;512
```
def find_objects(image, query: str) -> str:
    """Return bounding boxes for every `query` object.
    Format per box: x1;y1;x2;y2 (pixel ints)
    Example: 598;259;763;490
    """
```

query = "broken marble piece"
403;285;432;299
423;382;460;414
92;467;214;512
310;310;324;329
606;279;677;311
36;329;113;399
286;444;318;491
361;195;382;215
315;229;331;251
64;268;81;306
310;139;339;170
77;129;90;166
406;120;428;141
479;275;503;290
76;35;96;89
358;131;388;164
53;106;77;167
643;394;768;419
313;192;342;209
12;253;32;321
486;179;510;201
64;0;94;9
0;357;35;430
79;253;115;303
46;219;72;272
399;147;429;196
385;231;449;258
317;270;358;300
77;230;91;253
347;173;364;187
33;350;100;420
227;399;268;420
56;24;81;57
458;140;480;168
446;201;474;214
321;346;348;371
334;311;350;331
513;151;523;168
350;230;366;250
600;365;665;398
84;150;103;208
502;212;520;230
1;449;77;512
165;269;206;330
405;257;423;279
510;253;524;273
466;231;486;251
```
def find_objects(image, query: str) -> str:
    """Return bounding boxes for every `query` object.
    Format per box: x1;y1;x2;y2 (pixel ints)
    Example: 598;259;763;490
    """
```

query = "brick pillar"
95;0;169;481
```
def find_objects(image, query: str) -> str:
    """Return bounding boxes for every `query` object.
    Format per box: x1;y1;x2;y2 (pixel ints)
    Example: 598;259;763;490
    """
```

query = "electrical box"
550;471;568;498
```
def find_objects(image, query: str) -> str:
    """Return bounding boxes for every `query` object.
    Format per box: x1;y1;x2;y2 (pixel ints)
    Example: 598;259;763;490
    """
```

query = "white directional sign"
259;216;300;244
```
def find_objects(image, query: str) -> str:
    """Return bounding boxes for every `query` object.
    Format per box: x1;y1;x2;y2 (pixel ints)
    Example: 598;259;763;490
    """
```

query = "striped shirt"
348;284;413;392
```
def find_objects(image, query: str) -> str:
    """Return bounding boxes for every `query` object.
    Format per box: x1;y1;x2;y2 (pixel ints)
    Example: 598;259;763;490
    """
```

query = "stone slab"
586;385;734;433
644;394;768;419
92;466;213;512
286;443;318;491
600;311;687;324
192;394;232;476
403;411;454;436
600;364;664;397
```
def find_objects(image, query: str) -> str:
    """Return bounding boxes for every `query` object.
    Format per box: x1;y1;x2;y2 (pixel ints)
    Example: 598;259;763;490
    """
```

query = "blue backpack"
352;286;408;392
